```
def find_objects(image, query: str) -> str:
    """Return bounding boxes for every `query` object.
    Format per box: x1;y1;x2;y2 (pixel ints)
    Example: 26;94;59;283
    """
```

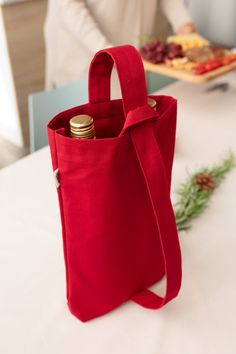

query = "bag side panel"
47;128;71;300
152;96;177;190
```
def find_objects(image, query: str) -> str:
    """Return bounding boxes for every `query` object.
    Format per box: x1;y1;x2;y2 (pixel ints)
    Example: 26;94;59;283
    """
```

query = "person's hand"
176;22;197;35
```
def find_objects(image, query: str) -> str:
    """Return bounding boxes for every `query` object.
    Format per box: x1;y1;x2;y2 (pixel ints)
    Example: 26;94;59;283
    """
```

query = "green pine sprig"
174;151;235;231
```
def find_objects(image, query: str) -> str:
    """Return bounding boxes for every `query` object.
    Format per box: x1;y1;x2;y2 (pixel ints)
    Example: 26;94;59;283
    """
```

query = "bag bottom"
67;270;165;322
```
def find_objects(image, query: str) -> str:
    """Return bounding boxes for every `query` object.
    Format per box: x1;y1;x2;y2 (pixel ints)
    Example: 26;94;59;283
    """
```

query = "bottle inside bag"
69;115;96;139
68;97;156;140
147;97;157;110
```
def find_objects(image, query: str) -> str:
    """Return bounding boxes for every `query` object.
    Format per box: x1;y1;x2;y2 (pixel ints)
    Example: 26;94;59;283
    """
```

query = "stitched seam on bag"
54;134;72;301
157;98;177;121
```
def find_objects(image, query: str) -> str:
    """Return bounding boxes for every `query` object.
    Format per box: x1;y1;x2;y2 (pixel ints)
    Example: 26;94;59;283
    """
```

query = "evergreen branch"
174;150;235;232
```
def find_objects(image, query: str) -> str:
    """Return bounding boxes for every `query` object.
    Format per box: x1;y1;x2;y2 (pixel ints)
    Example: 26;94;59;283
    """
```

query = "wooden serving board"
143;59;236;84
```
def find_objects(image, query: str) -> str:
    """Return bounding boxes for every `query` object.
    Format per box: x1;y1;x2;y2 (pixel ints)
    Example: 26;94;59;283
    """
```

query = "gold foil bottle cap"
147;97;157;110
69;114;96;139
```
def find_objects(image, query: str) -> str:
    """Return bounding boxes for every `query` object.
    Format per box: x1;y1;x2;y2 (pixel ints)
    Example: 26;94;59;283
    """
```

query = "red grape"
140;39;183;63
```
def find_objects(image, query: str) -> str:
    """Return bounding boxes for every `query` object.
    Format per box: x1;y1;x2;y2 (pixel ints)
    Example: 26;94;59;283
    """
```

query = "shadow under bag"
47;45;182;322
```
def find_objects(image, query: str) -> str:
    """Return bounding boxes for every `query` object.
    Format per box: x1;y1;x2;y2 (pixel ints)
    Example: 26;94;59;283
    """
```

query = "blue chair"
28;77;88;152
146;72;175;94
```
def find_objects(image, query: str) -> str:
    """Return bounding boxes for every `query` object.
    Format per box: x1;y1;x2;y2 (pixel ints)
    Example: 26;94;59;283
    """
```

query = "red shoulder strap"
127;108;182;309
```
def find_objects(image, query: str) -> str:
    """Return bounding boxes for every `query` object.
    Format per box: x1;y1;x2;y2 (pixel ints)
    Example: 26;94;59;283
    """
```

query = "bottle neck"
69;114;96;139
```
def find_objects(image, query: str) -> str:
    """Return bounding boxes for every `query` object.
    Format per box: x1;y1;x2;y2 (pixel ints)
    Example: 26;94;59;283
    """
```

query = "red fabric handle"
88;45;147;116
124;108;182;309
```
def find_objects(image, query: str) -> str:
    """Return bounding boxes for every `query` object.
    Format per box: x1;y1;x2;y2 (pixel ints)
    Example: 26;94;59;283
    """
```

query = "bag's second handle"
88;45;148;116
126;109;182;309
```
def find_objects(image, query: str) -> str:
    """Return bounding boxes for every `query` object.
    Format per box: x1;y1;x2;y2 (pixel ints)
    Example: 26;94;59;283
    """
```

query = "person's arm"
59;0;113;53
160;0;196;34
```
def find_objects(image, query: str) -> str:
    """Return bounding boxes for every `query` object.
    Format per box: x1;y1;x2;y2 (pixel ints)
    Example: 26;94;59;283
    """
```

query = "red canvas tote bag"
47;45;181;322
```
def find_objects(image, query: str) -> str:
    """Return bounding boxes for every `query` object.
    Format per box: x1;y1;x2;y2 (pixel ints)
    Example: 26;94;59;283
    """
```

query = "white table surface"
1;74;236;354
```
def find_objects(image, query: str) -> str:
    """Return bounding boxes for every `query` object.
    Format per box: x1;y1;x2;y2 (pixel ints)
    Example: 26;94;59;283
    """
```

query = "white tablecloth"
1;74;236;354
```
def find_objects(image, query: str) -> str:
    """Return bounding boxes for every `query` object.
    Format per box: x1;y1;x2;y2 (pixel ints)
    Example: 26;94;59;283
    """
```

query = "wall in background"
0;7;22;146
186;0;236;48
0;0;47;147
